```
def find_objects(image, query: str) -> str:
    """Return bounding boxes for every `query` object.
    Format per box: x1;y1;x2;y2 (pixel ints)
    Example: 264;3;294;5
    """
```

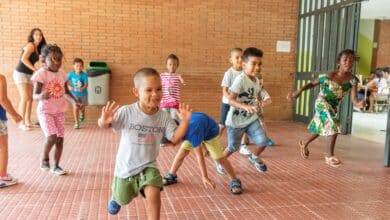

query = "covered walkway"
1;121;389;219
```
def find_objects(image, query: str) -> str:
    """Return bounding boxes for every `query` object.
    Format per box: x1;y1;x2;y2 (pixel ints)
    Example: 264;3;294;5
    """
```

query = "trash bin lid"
87;61;111;72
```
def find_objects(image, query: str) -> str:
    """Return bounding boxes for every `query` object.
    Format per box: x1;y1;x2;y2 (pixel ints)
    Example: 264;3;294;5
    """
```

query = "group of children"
0;44;363;219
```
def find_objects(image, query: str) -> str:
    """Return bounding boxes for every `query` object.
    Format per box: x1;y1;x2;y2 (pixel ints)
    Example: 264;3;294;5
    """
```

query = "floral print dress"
308;75;358;136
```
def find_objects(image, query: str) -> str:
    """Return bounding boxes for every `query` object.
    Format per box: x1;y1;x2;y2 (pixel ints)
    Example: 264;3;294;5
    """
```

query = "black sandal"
230;179;243;195
162;173;177;186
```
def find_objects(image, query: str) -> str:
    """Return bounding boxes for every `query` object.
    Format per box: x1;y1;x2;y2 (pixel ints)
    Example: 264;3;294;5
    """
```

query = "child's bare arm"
66;81;73;91
222;86;230;99
259;88;272;107
287;78;320;101
170;104;192;144
98;101;119;128
178;75;186;85
194;146;215;189
229;92;258;113
33;81;50;101
350;85;364;108
64;82;81;107
80;82;88;91
0;75;22;123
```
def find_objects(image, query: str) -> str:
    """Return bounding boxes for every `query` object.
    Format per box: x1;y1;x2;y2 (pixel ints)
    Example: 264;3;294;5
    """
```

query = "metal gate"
293;0;362;134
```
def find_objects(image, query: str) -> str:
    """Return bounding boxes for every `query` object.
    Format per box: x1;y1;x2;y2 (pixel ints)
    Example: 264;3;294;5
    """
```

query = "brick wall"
376;20;390;68
0;0;298;122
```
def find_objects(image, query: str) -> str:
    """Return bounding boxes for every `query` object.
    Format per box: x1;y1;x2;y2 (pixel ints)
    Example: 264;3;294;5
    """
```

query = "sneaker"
248;155;267;172
40;159;50;171
239;144;251;155
79;114;85;122
162;172;178;186
0;174;18;188
51;166;67;176
215;161;226;175
73;123;80;129
108;199;121;215
267;139;275;146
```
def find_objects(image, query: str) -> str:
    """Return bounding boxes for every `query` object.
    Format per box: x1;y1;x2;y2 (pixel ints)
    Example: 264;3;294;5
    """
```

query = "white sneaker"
0;174;18;188
239;144;251;155
214;161;226;175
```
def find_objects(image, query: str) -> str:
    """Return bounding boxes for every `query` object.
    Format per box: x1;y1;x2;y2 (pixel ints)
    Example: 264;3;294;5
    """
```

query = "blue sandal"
230;179;243;195
163;172;177;186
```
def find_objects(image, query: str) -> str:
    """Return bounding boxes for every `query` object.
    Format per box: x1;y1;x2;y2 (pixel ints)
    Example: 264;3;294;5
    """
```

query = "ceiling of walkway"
361;0;390;19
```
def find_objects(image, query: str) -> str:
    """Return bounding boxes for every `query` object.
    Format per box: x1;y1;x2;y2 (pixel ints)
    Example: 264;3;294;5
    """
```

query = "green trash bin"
86;61;111;105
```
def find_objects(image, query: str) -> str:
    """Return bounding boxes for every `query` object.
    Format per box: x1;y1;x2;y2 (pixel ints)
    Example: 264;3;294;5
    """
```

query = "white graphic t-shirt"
112;103;177;178
226;73;260;128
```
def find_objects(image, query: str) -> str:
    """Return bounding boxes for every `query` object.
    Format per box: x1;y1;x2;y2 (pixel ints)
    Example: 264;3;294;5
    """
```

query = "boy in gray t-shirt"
98;68;191;217
222;47;270;173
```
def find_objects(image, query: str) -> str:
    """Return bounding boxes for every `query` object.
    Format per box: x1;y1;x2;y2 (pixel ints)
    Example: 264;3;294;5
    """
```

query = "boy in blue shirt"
163;112;242;194
67;58;88;129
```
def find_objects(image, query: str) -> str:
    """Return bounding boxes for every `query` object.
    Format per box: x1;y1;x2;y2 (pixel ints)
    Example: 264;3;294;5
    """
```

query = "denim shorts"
0;120;7;135
219;103;230;125
227;119;268;153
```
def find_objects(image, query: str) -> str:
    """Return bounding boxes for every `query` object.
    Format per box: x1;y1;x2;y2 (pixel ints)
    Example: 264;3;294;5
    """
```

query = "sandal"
162;172;177;186
229;179;243;195
298;140;309;159
325;156;341;167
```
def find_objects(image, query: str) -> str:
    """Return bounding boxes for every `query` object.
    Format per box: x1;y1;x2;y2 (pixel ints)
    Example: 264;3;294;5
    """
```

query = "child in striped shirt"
160;54;185;120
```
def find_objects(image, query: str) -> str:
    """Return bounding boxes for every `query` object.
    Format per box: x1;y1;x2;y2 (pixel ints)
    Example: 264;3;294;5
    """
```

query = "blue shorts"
227;120;268;153
219;103;230;125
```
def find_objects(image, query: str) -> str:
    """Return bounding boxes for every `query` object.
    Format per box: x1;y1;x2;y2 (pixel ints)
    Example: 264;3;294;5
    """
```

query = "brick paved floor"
1;121;389;219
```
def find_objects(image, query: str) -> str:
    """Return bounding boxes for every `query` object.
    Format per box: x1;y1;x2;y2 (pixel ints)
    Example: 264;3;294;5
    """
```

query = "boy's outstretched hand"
176;103;192;122
98;101;119;127
202;176;216;189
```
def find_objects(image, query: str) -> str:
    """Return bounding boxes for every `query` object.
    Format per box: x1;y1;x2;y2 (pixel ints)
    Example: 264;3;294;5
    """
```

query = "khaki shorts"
0;120;7;135
112;167;163;205
181;135;224;160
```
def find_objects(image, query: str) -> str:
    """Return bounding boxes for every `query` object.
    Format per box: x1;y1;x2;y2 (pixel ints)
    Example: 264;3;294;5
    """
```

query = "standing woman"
13;28;46;130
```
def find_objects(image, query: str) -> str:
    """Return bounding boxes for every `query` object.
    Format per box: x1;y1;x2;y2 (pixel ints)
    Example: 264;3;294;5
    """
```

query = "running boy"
98;67;191;217
0;74;22;188
219;48;251;155
163;112;242;195
67;58;88;129
221;47;269;173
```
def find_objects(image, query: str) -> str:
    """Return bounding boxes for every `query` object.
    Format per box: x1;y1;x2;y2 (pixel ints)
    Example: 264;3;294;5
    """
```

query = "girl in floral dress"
32;44;81;175
287;49;364;167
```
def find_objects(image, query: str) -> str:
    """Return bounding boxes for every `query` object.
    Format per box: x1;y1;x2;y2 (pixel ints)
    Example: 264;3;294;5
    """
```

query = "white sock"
251;153;258;159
